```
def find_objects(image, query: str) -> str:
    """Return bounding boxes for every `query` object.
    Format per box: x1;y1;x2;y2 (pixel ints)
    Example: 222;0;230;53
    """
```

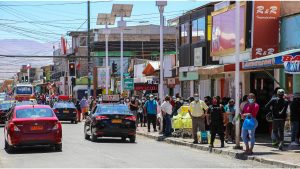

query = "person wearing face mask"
224;99;235;143
144;94;158;132
207;96;225;149
241;93;259;155
161;96;173;137
129;96;139;127
265;89;289;150
188;93;209;144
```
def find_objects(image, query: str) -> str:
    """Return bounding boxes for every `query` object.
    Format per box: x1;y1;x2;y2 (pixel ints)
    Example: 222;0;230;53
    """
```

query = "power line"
0;1;110;7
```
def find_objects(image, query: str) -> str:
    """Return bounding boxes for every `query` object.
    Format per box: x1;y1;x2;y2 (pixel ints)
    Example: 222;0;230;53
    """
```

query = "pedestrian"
207;96;225;149
265;89;289;150
172;97;182;117
170;96;176;108
188;93;209;144
75;100;81;122
224;99;235;143
161;96;173;137
80;97;88;119
241;93;259;155
137;99;144;127
144;94;158;132
129;96;139;127
290;93;300;145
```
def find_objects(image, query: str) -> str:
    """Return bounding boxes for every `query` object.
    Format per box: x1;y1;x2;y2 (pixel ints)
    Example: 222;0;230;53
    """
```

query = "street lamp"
97;13;116;94
112;4;133;94
156;0;167;103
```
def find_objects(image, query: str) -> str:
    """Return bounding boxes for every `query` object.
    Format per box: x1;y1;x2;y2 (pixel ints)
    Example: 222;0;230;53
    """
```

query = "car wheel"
129;135;136;143
90;126;97;142
84;125;90;140
121;137;126;142
5;139;13;153
54;144;62;152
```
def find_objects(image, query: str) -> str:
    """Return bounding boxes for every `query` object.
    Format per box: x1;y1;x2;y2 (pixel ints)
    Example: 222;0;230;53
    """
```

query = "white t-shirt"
161;101;173;115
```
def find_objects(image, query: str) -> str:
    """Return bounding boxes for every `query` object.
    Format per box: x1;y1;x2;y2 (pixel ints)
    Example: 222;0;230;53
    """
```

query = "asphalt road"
0;122;272;168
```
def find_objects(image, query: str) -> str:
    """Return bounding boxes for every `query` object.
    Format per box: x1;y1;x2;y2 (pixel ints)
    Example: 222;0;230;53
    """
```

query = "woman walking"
241;93;259;155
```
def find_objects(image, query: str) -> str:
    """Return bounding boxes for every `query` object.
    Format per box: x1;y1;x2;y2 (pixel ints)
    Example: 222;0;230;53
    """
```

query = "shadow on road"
90;138;137;144
4;146;61;155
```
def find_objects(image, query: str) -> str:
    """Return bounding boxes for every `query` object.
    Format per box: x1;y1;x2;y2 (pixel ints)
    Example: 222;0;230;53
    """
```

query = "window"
16;108;54;118
95;105;130;115
79;36;94;47
180;22;189;45
192;17;206;43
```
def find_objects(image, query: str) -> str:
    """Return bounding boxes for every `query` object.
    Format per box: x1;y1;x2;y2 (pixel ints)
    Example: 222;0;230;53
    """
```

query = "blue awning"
242;49;300;69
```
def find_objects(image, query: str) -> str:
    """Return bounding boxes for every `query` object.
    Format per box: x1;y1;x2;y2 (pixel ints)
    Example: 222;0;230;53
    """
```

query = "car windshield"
54;102;76;109
95;105;130;115
0;103;11;110
16;108;53;118
16;86;32;95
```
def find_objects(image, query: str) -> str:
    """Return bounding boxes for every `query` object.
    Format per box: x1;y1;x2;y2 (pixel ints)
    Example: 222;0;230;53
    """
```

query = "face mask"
150;98;154;101
248;99;254;104
126;99;129;102
194;97;199;101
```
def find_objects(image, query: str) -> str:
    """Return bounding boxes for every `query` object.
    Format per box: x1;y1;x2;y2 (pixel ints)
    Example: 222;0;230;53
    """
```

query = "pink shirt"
242;103;259;118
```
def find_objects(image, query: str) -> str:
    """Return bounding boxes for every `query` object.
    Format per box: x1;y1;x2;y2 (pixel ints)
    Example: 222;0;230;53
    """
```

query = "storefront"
179;66;199;99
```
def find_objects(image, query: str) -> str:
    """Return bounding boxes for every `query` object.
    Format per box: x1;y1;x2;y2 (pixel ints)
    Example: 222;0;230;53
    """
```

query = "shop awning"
142;61;160;76
242;49;300;69
198;65;224;75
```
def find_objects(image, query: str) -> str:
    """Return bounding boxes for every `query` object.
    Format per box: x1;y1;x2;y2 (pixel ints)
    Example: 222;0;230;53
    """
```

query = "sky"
0;0;209;82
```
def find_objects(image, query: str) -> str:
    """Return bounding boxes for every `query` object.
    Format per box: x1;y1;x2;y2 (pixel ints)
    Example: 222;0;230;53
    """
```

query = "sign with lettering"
134;83;158;91
242;59;274;69
252;1;280;59
275;54;300;74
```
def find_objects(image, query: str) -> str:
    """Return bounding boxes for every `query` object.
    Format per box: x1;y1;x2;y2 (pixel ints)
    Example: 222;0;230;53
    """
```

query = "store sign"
280;55;300;74
242;59;274;69
252;1;280;59
124;78;134;90
134;84;158;91
211;3;246;56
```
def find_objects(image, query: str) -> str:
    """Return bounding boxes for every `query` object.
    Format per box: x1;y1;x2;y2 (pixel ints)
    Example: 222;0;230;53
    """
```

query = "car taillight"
125;116;136;121
53;109;58;113
9;122;20;132
96;115;109;120
73;110;77;114
52;122;61;130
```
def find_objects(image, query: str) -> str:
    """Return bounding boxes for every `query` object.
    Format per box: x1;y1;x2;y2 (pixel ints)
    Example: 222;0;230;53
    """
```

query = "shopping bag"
172;118;183;129
242;116;255;130
197;131;208;144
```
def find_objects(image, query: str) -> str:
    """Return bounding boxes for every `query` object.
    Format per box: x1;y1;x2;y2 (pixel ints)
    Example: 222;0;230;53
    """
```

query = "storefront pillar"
279;68;286;90
293;74;300;93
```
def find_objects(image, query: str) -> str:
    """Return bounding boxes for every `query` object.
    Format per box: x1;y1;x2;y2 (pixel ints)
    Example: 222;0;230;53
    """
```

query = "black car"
84;104;136;142
0;101;14;124
53;102;78;124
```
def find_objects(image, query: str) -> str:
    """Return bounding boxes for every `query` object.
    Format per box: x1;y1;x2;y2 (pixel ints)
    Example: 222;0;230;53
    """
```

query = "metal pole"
27;68;30;83
234;1;242;150
120;16;124;94
159;6;164;102
87;0;91;98
105;25;109;95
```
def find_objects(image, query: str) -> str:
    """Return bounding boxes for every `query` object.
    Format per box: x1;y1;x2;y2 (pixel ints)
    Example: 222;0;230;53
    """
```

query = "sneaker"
291;142;298;146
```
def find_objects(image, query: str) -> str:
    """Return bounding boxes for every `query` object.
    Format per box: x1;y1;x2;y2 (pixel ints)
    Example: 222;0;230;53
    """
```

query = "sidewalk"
137;127;300;168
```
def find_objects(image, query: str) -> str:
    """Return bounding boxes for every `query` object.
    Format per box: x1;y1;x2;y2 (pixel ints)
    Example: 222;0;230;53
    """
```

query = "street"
0;122;272;168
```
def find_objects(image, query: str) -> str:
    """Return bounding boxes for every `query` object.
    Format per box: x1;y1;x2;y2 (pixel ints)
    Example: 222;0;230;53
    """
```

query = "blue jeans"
241;118;258;147
164;114;171;136
291;121;299;142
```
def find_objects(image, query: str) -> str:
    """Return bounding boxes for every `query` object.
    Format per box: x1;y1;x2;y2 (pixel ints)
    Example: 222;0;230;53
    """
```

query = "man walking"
265;89;289;150
161;96;173;137
144;94;158;132
188;93;209;144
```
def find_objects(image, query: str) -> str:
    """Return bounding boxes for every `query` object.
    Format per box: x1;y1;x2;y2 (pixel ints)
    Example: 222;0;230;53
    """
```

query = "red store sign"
134;83;158;91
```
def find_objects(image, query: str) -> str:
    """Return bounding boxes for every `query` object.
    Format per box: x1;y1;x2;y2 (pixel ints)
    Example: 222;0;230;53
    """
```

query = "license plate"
111;119;122;124
63;110;69;113
30;126;43;131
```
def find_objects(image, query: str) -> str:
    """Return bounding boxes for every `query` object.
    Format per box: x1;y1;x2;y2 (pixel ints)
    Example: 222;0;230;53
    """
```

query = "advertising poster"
211;3;246;56
97;67;110;88
252;1;280;59
275;52;300;74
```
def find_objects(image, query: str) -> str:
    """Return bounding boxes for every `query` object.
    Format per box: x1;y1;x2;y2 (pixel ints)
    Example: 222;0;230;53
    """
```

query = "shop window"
180;22;189;45
79;36;94;47
192;17;206;44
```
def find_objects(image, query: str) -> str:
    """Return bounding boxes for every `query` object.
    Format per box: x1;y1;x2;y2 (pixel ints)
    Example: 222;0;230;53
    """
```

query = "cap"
149;94;154;97
277;89;285;95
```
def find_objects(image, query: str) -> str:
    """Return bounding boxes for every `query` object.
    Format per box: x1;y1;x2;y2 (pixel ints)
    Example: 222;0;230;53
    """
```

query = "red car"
4;105;62;152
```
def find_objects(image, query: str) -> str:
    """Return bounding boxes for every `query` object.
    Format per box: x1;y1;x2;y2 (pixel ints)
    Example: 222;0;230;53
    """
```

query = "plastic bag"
242;116;255;130
182;113;192;129
172;118;183;129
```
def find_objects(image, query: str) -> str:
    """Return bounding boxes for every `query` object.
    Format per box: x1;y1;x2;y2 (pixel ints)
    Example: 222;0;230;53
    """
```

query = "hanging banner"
252;1;280;59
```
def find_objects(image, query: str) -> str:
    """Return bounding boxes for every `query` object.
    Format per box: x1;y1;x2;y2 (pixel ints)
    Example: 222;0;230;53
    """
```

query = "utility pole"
87;0;91;98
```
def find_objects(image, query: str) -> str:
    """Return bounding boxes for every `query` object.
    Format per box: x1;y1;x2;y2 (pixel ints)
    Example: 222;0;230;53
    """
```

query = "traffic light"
112;61;117;74
69;62;76;77
21;76;24;82
24;76;28;82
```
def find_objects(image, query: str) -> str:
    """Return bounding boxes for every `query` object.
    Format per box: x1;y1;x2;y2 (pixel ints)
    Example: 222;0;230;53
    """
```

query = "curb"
137;131;300;168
